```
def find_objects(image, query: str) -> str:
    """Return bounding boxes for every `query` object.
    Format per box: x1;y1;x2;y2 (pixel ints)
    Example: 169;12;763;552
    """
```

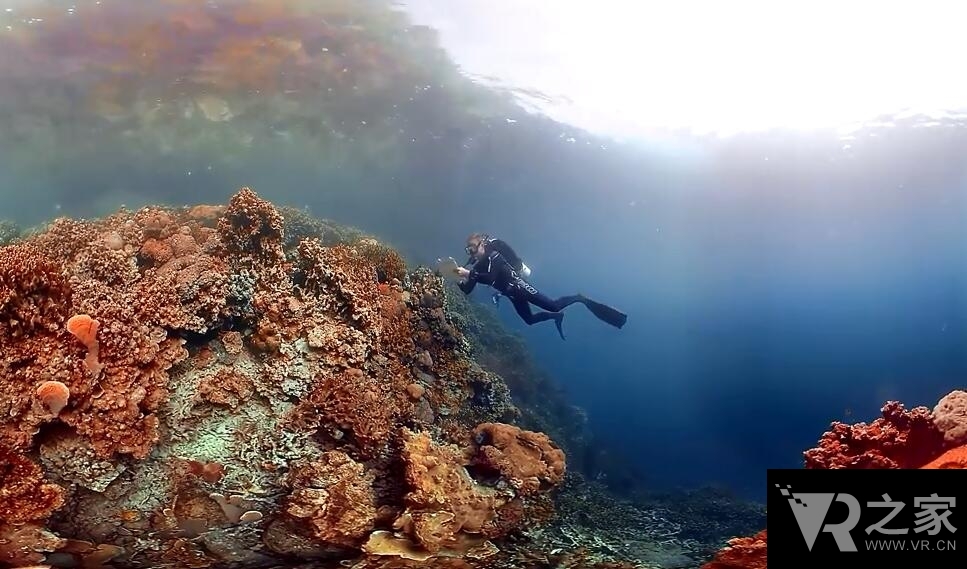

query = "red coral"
701;530;766;569
803;401;945;469
715;394;965;568
0;448;65;525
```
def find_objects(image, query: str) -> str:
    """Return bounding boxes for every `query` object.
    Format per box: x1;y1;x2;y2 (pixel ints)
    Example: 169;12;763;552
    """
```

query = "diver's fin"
553;313;566;340
580;298;628;329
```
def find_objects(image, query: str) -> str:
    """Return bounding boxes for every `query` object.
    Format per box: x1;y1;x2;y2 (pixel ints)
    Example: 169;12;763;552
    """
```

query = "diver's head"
465;233;488;259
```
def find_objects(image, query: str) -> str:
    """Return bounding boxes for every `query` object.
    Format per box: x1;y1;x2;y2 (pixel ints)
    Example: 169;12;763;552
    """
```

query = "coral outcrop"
700;530;766;569
803;400;946;469
932;389;967;446
0;187;568;569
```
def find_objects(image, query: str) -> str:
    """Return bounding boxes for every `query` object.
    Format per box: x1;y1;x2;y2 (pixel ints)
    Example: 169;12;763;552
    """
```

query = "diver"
453;233;628;340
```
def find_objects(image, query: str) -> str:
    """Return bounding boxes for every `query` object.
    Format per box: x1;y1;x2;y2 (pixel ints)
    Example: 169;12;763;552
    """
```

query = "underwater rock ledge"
0;187;593;569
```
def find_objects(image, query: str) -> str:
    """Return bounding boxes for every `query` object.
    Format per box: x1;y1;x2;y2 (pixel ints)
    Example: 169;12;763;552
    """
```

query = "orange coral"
920;445;967;469
35;381;70;416
393;429;503;554
66;314;103;376
701;530;766;569
713;391;967;567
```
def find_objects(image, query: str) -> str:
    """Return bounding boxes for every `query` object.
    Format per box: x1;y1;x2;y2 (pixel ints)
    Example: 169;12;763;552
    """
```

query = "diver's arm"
456;266;477;293
457;263;479;294
457;256;496;294
458;276;476;294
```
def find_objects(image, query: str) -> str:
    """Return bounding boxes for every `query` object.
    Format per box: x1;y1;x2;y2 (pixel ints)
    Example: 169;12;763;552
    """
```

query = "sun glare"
405;0;967;137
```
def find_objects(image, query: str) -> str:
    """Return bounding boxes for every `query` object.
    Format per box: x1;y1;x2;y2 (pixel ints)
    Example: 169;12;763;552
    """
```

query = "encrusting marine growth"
0;187;575;568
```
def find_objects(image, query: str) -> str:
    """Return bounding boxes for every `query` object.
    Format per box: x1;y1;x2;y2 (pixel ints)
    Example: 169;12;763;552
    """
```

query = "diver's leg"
510;295;566;339
528;292;585;312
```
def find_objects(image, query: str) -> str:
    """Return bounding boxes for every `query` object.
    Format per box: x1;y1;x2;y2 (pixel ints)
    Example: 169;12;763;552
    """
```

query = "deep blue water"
448;119;967;500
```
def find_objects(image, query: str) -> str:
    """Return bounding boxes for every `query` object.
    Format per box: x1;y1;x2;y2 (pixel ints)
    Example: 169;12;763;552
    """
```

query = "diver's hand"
455;267;470;278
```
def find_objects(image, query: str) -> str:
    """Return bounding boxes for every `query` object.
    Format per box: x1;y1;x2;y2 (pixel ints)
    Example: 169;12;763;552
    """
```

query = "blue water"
463;121;967;499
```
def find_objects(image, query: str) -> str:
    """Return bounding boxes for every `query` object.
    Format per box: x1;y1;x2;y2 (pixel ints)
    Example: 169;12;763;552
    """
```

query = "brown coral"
393;429;503;554
471;423;566;497
297;239;382;330
0;243;72;338
932;390;967;446
0;449;66;564
288;368;404;457
196;368;254;409
217;186;285;264
0;448;65;525
284;451;378;548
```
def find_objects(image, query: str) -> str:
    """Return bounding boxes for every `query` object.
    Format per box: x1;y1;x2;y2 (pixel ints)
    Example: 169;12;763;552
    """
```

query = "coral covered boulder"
471;422;566;496
932;390;967;446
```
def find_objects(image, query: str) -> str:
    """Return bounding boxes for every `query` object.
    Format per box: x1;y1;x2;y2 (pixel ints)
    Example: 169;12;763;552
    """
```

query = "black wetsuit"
458;239;583;327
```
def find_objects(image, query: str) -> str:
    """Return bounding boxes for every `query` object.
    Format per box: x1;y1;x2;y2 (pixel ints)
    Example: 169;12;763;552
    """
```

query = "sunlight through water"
400;0;967;138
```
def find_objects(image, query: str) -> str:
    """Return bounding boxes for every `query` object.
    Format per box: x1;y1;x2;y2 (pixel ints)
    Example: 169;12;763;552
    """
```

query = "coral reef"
0;187;769;569
0;187;601;569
